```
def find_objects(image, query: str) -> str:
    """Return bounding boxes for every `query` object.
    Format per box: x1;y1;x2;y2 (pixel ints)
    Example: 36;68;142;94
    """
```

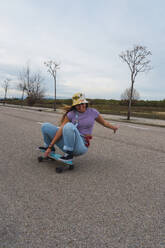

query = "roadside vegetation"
1;98;165;120
1;44;164;120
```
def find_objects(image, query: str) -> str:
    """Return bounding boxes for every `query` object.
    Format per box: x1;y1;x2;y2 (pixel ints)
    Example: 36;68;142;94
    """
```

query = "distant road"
0;107;164;248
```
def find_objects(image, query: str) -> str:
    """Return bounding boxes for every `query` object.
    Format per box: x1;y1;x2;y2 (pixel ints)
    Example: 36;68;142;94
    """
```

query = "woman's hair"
60;103;88;124
60;105;75;124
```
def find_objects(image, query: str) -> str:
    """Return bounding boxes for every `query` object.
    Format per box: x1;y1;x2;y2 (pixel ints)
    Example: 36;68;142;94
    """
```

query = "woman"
40;92;118;162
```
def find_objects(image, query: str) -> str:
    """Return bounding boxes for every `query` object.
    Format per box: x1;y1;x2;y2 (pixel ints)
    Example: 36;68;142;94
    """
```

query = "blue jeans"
41;122;88;156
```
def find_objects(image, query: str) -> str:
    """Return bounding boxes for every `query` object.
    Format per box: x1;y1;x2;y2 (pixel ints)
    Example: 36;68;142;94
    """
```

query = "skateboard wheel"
38;156;43;162
56;167;63;173
69;164;74;170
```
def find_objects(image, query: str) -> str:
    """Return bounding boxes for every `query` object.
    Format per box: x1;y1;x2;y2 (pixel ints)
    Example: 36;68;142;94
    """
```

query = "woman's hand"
96;115;118;133
113;126;118;133
44;147;51;157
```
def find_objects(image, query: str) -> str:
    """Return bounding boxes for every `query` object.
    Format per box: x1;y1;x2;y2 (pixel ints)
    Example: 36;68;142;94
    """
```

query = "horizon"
1;96;165;102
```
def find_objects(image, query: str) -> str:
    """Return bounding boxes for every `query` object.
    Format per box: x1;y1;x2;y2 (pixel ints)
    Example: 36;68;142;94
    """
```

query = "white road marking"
37;122;60;128
37;122;44;125
120;124;149;130
110;122;149;130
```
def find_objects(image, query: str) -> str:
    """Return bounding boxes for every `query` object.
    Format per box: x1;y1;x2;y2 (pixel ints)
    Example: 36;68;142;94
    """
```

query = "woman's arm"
96;115;118;133
44;116;70;157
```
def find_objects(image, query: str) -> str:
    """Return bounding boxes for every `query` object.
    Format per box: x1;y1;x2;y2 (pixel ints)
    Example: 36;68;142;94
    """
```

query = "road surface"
0;107;164;248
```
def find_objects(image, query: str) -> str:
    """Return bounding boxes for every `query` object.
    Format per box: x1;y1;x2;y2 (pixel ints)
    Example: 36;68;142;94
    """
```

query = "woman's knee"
63;122;75;133
41;123;52;133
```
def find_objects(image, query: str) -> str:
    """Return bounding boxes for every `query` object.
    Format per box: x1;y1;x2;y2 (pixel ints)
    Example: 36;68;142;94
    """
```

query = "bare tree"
2;78;10;105
18;82;26;102
18;64;45;106
119;45;152;120
44;60;60;111
18;73;27;105
121;87;140;102
28;73;45;100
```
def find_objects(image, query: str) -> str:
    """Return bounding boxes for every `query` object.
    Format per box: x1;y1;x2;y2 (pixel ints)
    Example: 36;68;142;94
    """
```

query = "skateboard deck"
38;148;74;173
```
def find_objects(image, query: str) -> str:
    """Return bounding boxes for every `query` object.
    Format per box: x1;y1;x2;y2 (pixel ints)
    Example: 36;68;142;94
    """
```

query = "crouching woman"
39;92;118;162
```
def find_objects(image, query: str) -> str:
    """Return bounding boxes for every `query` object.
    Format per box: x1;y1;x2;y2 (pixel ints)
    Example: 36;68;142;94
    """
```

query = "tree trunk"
21;89;24;106
4;88;7;105
127;77;134;120
54;75;56;111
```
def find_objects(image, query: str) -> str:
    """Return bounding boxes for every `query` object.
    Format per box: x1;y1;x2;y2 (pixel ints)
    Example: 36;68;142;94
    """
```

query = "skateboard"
38;148;74;173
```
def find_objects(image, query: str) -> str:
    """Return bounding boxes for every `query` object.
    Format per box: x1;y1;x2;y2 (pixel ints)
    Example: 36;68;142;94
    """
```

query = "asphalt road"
0;106;165;248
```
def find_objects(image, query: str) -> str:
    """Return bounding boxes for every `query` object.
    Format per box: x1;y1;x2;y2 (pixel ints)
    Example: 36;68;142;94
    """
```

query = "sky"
0;0;165;100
